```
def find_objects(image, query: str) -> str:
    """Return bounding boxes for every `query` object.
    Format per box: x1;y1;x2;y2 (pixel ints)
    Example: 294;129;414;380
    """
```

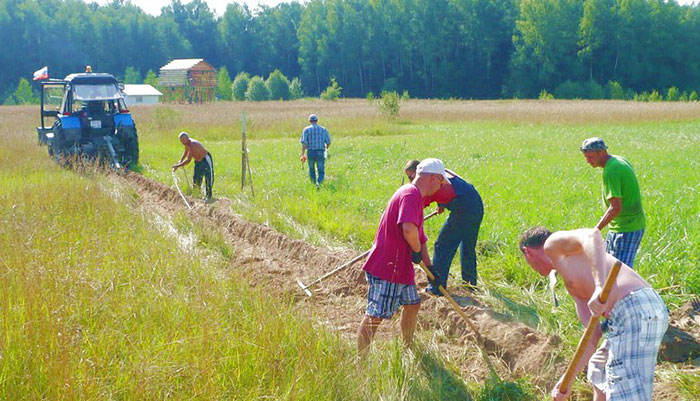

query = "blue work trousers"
307;149;326;184
428;196;483;293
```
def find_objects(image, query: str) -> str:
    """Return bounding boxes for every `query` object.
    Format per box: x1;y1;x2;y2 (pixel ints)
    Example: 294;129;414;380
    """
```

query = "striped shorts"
606;229;644;268
587;287;668;401
365;272;420;319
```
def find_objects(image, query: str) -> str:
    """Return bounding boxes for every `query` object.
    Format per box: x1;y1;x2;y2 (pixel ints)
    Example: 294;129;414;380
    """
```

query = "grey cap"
580;137;608;152
309;114;318;122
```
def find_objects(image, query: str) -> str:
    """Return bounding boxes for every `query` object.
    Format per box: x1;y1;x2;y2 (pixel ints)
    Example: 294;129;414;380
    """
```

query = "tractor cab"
37;70;139;169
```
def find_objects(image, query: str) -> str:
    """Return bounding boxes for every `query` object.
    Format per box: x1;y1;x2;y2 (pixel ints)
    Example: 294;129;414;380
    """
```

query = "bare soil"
117;171;698;399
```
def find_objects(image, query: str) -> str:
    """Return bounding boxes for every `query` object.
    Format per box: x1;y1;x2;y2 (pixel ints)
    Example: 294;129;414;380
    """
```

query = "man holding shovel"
357;158;447;356
519;226;667;401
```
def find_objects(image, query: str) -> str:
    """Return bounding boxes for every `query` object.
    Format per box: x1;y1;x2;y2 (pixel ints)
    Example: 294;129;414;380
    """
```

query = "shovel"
297;210;439;296
417;261;501;381
558;261;622;397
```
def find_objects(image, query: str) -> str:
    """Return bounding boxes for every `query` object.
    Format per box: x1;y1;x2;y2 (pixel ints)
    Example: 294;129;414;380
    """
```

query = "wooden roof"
160;59;215;72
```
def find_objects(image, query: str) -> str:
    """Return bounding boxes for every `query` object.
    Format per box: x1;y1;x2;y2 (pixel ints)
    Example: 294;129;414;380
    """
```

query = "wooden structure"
158;59;216;103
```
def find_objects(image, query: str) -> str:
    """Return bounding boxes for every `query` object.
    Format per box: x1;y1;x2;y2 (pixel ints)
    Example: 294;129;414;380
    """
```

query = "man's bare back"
551;245;649;315
185;139;208;162
173;133;209;170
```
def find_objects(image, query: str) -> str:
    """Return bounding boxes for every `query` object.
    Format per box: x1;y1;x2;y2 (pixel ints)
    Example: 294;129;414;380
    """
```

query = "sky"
97;0;696;17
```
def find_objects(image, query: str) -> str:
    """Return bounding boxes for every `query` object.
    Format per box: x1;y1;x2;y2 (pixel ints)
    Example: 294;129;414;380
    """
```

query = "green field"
139;100;699;300
2;100;699;400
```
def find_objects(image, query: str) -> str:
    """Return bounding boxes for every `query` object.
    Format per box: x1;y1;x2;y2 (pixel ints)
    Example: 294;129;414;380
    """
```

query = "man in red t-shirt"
357;158;448;356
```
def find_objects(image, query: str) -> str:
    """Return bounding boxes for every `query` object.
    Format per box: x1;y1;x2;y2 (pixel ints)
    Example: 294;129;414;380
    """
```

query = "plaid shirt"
300;123;331;150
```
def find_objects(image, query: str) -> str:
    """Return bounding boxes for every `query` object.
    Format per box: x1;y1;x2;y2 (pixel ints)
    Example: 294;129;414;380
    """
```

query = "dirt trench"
119;172;564;386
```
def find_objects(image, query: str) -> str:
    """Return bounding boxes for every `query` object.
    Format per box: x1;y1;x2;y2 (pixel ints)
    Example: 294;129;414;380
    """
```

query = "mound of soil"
117;172;697;394
659;301;700;363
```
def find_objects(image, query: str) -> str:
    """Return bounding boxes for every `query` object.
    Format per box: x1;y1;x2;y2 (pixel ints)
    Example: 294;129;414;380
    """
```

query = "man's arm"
594;197;621;231
300;129;308;160
172;147;192;169
401;222;422;253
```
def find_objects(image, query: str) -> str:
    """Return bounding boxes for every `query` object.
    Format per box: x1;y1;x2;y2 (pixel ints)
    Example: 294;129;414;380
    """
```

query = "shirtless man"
519;226;667;401
172;132;214;201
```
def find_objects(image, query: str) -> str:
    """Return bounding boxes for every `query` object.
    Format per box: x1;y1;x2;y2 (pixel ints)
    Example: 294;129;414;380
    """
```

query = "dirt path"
117;172;699;398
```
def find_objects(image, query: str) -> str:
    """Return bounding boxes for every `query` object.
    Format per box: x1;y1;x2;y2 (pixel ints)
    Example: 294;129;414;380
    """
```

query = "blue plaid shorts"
365;272;420;319
606;229;644;268
587;287;668;401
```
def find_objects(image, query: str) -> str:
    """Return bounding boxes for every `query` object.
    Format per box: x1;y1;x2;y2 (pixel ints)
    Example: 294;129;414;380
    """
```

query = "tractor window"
73;84;121;101
42;85;64;111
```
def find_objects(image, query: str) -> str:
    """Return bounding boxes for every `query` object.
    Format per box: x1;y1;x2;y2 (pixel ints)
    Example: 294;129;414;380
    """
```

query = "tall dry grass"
129;99;700;142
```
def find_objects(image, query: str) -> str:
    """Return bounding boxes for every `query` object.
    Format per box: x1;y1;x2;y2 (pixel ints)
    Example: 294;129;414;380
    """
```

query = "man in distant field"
520;226;667;401
405;159;484;293
300;114;331;188
581;138;645;268
357;158;447;356
172;132;213;201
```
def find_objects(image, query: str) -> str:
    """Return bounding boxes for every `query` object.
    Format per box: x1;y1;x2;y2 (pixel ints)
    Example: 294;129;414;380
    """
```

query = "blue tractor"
37;70;139;169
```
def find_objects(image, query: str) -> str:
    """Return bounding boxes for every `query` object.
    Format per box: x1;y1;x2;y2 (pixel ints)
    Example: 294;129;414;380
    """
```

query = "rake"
296;210;439;297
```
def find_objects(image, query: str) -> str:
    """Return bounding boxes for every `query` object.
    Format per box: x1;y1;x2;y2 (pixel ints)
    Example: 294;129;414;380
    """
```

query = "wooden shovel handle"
559;261;622;395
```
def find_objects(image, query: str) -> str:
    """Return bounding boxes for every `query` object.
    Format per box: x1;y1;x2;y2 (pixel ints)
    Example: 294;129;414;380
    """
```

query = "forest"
1;0;699;102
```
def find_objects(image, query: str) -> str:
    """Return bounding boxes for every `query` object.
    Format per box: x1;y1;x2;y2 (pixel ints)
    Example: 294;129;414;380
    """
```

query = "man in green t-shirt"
580;137;645;268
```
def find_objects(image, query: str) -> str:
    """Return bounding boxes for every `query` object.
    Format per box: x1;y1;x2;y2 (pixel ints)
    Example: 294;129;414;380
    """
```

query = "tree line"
1;0;699;103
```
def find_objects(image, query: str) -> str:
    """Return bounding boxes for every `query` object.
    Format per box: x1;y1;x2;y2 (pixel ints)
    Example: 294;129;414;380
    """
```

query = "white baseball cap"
416;158;450;183
308;114;318;122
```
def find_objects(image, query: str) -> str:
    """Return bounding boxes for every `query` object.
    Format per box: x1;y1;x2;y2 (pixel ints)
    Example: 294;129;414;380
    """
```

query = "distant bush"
401;90;410;100
679;91;689;102
320;78;342;101
217;67;233;101
690;91;699;101
124;66;141;84
607;81;625;100
649;90;663;102
144;70;159;88
538;89;554;100
634;91;650;102
5;78;38;105
366;91;375;102
553;80;605;99
245;76;269;101
266;69;291;100
377;90;400;118
232;72;250;101
289;77;304;99
666;86;680;102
